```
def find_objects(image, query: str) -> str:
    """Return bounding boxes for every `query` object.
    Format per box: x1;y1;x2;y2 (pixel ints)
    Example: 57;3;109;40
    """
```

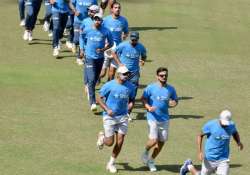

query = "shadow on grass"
129;26;178;31
56;55;74;59
178;96;194;100
131;112;203;121
138;84;147;89
117;163;242;173
32;38;52;42
28;42;51;45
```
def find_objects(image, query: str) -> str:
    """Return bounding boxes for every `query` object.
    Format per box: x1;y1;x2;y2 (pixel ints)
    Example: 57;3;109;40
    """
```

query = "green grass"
0;0;250;174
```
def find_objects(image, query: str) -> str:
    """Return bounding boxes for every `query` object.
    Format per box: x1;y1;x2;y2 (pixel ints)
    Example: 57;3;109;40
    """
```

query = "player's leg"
200;159;215;175
216;160;229;175
18;0;25;26
141;120;158;166
151;120;169;159
107;117;128;173
97;115;116;149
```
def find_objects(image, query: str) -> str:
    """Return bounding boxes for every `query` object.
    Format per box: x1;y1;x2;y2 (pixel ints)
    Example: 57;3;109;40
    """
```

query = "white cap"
117;66;129;74
219;110;232;125
94;13;103;19
88;5;99;12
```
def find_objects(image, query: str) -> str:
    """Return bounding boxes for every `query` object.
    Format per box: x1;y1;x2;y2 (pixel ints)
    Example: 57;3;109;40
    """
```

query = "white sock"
109;156;116;164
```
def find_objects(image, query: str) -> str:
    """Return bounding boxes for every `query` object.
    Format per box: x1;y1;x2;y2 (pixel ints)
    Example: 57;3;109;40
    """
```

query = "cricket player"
96;66;136;173
79;13;113;111
141;67;178;172
101;1;129;81
180;110;244;175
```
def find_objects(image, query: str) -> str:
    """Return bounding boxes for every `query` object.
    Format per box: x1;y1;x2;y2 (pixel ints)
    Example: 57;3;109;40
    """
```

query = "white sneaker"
43;21;49;32
48;31;53;37
58;41;62;51
141;151;149;165
76;58;84;66
90;103;97;112
127;114;133;122
20;20;25;27
72;44;76;54
106;162;117;173
53;47;59;57
147;159;157;172
66;41;73;49
96;131;104;150
23;30;29;41
28;31;33;41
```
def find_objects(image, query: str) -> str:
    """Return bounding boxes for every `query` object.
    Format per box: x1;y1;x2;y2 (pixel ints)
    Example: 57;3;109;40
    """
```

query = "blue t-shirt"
81;25;114;59
113;41;147;72
203;119;237;161
103;15;129;44
52;0;70;13
74;0;97;23
142;83;178;122
79;17;94;50
99;80;136;117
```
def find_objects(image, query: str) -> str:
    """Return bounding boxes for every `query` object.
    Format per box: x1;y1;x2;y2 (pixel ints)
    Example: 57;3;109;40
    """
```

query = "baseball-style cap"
130;31;139;40
219;110;232;125
94;13;103;20
117;66;129;74
88;5;99;12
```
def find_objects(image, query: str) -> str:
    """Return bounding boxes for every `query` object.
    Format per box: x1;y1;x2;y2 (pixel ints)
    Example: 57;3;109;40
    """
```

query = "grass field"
0;0;250;174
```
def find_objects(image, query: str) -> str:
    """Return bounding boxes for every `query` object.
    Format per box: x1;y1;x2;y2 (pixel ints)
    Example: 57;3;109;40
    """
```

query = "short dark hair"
156;67;168;75
111;1;120;8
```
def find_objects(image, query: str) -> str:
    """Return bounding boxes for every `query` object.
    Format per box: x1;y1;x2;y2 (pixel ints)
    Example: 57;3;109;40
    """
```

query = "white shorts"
103;115;129;137
102;56;111;69
148;120;169;142
200;159;230;175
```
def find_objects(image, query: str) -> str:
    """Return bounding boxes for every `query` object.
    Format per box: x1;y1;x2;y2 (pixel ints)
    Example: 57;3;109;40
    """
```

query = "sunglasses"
122;72;130;76
158;74;167;78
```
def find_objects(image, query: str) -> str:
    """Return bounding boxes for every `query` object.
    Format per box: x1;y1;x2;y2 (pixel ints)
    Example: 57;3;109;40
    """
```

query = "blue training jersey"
203;119;237;161
99;80;136;117
113;41;146;72
52;0;70;13
74;0;98;23
142;83;178;122
103;15;129;44
81;25;113;59
79;17;94;50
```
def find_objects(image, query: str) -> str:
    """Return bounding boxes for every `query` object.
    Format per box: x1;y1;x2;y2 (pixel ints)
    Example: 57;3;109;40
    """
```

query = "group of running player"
18;1;244;174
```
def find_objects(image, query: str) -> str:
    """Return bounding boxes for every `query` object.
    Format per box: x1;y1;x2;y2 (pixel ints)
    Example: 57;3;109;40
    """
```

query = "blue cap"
130;31;139;40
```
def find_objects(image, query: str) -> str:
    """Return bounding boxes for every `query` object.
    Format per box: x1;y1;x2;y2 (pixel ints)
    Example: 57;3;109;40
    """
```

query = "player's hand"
50;0;56;4
198;152;203;161
168;100;177;107
79;50;85;59
96;48;104;53
74;11;80;16
140;59;145;66
107;109;113;116
238;142;243;150
147;106;156;112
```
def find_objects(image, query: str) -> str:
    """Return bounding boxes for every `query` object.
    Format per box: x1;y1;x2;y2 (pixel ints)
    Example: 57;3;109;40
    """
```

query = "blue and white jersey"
81;26;113;59
44;0;50;6
79;17;94;50
113;41;146;72
103;15;129;44
142;83;178;122
52;0;70;13
74;0;97;23
99;80;136;117
203;119;237;161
